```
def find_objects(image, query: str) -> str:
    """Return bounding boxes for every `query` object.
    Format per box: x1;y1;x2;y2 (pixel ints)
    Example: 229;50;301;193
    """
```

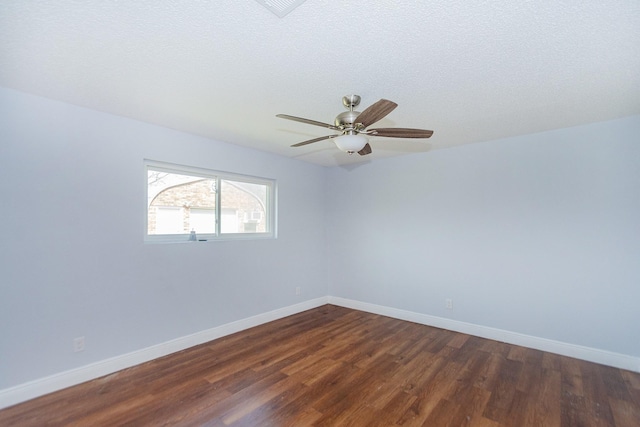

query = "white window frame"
145;160;277;243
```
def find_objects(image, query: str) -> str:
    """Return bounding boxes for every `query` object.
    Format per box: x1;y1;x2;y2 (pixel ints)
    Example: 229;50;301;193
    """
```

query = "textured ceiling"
1;1;639;167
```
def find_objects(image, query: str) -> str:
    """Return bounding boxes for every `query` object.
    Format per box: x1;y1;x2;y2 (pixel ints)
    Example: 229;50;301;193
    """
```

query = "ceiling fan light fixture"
277;95;434;157
334;134;368;154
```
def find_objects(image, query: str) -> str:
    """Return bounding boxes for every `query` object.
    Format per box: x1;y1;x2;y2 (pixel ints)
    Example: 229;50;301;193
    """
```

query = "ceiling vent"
254;0;308;18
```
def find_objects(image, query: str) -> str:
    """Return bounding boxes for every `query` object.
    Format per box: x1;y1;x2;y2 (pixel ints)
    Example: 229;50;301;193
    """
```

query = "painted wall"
326;116;640;358
1;85;639;397
0;87;328;390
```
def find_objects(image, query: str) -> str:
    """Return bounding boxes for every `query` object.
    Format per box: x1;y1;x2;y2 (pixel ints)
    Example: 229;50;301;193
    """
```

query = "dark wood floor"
1;305;639;426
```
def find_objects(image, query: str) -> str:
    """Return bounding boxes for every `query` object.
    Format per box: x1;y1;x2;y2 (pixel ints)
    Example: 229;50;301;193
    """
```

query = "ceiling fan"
276;95;433;156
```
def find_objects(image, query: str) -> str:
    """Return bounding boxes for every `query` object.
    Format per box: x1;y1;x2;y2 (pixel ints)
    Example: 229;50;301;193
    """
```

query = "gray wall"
2;85;638;394
0;87;328;389
326;115;640;358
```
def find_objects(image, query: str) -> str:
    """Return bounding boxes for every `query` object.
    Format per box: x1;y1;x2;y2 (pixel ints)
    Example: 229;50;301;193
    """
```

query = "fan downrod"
342;95;361;110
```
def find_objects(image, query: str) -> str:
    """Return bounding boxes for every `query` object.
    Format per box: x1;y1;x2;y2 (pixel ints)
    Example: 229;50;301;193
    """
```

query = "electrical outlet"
295;287;301;295
73;336;85;352
445;298;453;310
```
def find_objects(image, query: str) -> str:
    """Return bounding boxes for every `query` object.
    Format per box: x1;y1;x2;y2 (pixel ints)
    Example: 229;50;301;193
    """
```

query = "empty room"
1;1;639;426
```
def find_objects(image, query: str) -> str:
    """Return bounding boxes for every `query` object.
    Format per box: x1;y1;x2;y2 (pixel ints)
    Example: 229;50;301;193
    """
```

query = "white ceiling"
1;1;639;167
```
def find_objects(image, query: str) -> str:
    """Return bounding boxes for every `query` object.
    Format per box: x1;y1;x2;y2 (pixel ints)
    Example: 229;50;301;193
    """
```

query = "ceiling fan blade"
291;134;336;147
277;114;340;130
358;143;372;156
354;99;398;128
368;128;434;138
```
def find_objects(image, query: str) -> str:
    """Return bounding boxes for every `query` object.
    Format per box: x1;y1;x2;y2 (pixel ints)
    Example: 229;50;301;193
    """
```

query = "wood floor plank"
1;304;639;426
517;367;562;427
581;360;618;426
448;355;491;406
622;369;640;391
366;390;417;426
482;357;524;423
453;386;493;426
396;359;464;426
421;398;465;426
609;397;640;427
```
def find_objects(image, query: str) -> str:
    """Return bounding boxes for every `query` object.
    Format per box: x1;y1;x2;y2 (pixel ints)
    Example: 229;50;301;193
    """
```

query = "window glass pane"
221;208;239;233
189;208;216;234
145;161;275;242
220;180;268;234
155;207;183;234
147;170;216;235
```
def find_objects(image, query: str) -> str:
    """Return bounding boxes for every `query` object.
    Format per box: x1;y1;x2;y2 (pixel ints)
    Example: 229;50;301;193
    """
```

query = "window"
145;160;276;242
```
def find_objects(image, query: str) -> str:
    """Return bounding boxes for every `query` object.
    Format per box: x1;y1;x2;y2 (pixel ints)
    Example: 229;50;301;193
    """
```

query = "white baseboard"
3;295;637;410
0;297;329;410
328;296;640;373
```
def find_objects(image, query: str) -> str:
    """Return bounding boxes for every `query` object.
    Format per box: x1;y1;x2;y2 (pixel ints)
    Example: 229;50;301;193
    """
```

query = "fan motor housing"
334;110;360;128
